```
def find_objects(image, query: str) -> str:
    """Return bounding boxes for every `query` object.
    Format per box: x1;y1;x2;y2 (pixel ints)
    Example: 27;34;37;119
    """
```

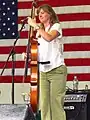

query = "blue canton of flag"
0;0;18;39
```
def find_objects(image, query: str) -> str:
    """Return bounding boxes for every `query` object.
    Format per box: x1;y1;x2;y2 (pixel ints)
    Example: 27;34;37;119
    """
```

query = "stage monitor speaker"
64;90;90;120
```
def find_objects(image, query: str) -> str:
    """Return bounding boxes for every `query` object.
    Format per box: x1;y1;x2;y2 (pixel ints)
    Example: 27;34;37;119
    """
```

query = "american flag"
0;0;18;39
0;0;90;89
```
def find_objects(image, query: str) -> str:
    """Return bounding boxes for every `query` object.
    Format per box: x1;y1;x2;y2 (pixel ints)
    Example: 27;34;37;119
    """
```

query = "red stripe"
0;73;90;83
64;43;90;51
18;13;90;24
0;61;30;68
0;76;30;83
0;58;90;68
0;43;90;54
59;13;90;21
0;46;26;54
65;58;90;66
19;28;90;39
67;73;90;81
18;17;28;23
63;28;90;36
18;0;90;9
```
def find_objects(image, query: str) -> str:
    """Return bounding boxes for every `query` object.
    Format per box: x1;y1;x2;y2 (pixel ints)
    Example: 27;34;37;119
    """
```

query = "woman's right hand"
27;17;40;30
22;52;27;60
27;17;37;28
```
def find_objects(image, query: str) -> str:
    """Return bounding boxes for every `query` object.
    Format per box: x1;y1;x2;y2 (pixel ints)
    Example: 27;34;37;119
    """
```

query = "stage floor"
0;104;27;120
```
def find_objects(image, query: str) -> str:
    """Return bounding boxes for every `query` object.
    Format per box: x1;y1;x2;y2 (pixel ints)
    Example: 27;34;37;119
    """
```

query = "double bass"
29;1;39;113
22;0;39;114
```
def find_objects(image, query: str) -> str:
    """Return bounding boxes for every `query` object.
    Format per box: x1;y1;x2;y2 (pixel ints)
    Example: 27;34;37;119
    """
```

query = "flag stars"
12;22;15;25
8;28;10;31
12;2;15;5
2;2;6;6
7;7;10;10
0;0;18;39
7;18;10;21
12;32;15;35
3;23;6;26
3;33;6;36
3;13;6;16
12;12;15;15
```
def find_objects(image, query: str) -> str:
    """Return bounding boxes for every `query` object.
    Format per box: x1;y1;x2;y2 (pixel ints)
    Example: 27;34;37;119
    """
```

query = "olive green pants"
39;65;67;120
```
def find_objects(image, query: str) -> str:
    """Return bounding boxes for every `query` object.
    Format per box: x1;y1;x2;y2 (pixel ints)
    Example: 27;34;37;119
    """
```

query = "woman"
28;4;67;120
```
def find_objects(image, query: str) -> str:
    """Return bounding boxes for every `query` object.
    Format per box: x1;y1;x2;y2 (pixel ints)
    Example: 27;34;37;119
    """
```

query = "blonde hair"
37;4;59;28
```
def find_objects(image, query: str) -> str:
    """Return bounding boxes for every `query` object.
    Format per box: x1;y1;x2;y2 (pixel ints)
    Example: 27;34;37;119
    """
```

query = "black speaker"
64;90;90;120
24;104;36;120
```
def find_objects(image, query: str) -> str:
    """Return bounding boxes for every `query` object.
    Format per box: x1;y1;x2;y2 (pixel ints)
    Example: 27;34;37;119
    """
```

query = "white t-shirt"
37;23;65;72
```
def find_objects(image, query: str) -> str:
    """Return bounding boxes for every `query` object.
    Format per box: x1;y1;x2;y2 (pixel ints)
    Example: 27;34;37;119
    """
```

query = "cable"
66;86;73;92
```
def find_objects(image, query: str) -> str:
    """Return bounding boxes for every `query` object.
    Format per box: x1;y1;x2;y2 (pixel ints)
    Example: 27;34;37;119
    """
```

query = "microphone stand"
0;22;26;104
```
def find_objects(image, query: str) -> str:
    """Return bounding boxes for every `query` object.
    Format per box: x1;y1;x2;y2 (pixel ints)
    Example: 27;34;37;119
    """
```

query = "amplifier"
64;91;90;120
64;94;87;103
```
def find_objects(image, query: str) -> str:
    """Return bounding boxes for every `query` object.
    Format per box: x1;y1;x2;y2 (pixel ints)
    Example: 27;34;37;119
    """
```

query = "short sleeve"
50;23;62;38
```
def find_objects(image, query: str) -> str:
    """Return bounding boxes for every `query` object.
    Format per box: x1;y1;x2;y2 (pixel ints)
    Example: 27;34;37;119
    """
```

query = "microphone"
20;17;28;23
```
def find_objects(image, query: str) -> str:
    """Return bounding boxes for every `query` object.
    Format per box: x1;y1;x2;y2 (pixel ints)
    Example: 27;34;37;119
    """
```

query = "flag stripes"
18;0;90;8
0;0;90;85
0;43;90;54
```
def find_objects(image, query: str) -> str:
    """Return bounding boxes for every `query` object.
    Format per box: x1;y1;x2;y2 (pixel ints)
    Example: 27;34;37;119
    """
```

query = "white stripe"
18;0;44;1
0;51;90;61
0;66;90;75
66;81;90;90
0;39;28;46
18;5;90;16
0;36;90;46
18;20;90;31
18;0;33;1
0;82;89;104
64;51;90;59
0;68;30;76
62;36;90;44
61;20;90;28
67;66;90;73
18;9;36;17
0;83;30;104
0;54;24;61
18;24;29;31
53;5;90;14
